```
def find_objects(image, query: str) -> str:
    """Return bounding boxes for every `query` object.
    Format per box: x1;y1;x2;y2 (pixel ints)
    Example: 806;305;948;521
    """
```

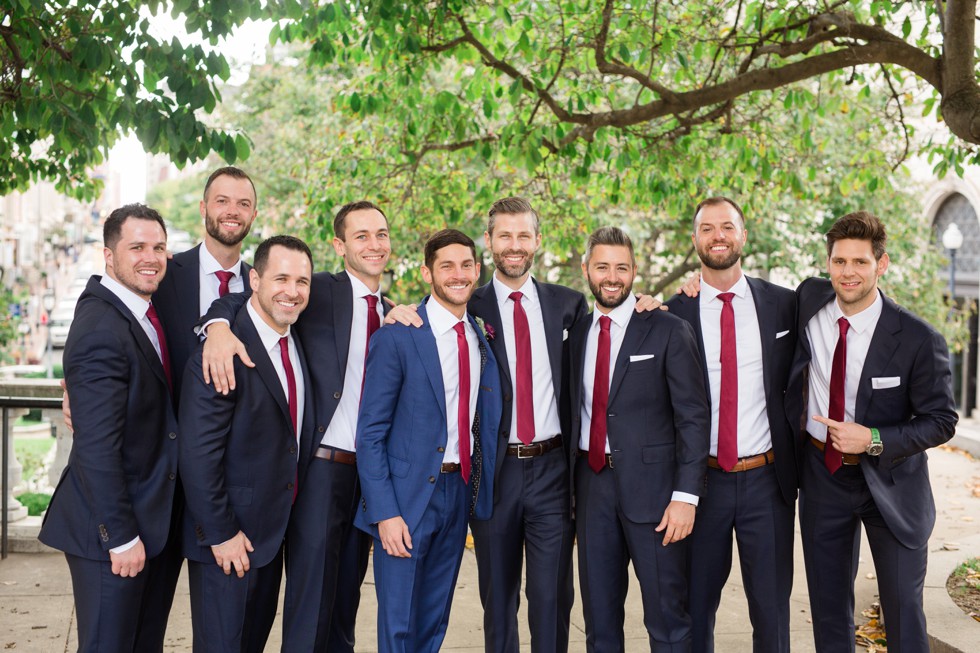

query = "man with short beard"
567;226;709;652
667;197;798;653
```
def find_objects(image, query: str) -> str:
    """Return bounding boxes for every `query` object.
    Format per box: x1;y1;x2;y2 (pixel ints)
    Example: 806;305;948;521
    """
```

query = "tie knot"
453;321;466;337
146;303;160;321
509;291;524;303
718;292;735;304
837;317;850;336
598;315;611;332
279;336;289;354
215;270;234;283
364;294;379;309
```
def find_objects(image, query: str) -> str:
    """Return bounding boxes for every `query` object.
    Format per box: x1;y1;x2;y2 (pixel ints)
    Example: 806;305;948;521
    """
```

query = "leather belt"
707;449;775;472
441;462;461;474
577;449;614;469
809;435;861;465
507;436;562;458
314;446;357;466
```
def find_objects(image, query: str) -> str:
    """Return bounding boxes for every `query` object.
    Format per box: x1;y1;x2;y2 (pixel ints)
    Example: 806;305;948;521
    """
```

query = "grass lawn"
14;436;55;482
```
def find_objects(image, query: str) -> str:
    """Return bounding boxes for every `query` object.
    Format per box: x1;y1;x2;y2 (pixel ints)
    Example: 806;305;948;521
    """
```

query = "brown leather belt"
809;435;861;465
507;436;562;458
707;449;775;472
314;446;357;466
577;449;614;469
441;462;461;474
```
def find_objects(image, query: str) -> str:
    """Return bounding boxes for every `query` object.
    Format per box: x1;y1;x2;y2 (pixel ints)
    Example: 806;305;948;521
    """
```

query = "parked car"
49;308;74;348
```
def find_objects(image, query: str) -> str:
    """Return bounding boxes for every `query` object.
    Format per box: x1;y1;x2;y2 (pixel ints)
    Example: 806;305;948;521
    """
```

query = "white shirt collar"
492;274;537;306
348;272;380;301
833;290;883;335
100;274;151;321
592;292;636;330
199;242;243;277
246;298;292;351
427;296;469;336
701;274;749;304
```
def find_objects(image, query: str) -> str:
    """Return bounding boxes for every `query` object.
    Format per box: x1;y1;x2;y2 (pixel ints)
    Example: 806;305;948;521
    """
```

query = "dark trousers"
282;451;371;652
688;463;794;653
372;471;469;653
187;544;284;653
471;445;575;653
134;491;184;652
574;457;691;653
800;442;929;653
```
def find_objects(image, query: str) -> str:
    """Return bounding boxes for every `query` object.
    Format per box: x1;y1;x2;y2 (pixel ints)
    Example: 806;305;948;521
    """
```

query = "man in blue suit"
40;204;179;652
179;235;315;653
786;212;957;652
356;229;502;653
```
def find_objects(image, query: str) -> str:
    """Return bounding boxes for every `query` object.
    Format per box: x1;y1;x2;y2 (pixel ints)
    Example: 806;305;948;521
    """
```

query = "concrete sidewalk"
3;438;979;651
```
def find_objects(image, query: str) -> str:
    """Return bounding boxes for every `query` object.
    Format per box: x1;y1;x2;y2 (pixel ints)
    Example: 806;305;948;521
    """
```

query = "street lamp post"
42;291;55;378
942;223;964;392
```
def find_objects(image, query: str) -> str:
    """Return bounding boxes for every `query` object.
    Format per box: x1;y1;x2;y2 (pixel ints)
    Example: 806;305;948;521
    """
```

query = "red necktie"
454;322;472;483
510;291;535;445
364;295;381;360
717;292;738;471
215;270;234;297
280;336;299;501
589;316;612;473
146;303;172;392
825;317;850;473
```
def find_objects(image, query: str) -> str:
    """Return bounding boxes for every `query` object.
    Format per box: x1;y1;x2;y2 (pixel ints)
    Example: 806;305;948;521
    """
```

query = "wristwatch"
866;427;883;456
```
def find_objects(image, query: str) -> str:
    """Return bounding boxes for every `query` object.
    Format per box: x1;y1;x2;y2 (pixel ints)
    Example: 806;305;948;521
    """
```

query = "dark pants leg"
66;552;151;653
133;493;184;652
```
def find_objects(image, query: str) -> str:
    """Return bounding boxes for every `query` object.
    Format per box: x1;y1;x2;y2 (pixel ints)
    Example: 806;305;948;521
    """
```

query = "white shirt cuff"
671;491;699;507
109;536;140;554
196;318;231;337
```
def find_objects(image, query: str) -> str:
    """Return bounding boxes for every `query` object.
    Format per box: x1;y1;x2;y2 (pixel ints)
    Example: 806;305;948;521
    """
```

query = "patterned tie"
280;336;298;501
717;292;738;471
145;303;172;392
589;316;612;473
825;317;850;473
454;322;472;483
215;270;235;297
510;291;535;445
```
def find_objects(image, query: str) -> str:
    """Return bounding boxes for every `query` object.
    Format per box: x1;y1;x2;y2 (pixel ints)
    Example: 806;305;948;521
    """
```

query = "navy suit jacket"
786;278;958;548
467;278;588;486
354;300;502;537
152;243;252;399
568;308;710;523
667;276;799;504
178;305;316;567
40;277;179;560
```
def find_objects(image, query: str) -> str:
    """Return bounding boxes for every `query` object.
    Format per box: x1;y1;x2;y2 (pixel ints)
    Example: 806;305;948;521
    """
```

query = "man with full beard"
667;197;798;653
567;226;709;652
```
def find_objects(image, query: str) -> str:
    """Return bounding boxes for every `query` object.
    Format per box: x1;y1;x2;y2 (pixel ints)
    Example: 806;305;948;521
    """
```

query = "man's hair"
334;201;388;240
693;196;745;229
424;229;477;269
203;166;257;204
825;211;887;260
253;235;313;275
103;203;167;250
487;196;540;236
583;226;635;267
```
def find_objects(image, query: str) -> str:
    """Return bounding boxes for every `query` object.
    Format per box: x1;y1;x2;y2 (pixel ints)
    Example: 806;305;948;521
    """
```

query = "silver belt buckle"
517;444;532;459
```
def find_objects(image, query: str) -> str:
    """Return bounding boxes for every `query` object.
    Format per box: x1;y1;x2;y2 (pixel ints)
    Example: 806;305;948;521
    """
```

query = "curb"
925;533;980;653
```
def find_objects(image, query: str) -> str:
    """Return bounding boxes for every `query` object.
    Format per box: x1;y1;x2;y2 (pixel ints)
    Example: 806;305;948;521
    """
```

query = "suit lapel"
535;279;564;400
609;311;648;404
293;332;316;463
855;294;902;424
333;271;354;375
470;284;511;388
238;310;293;428
747;277;777;400
174;245;202;326
411;302;448;423
670;293;709;391
568;314;591;414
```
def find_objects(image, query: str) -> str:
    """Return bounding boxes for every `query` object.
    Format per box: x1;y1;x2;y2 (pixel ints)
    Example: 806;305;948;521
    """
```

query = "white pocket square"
562;329;568;341
872;376;901;389
776;330;790;339
630;354;655;362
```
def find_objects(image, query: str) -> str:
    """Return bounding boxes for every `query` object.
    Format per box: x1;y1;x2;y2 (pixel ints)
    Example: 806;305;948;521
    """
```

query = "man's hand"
109;539;146;577
211;531;254;578
60;379;73;433
202;322;253;394
676;273;701;298
382;302;423;328
634;293;668;312
812;416;873;454
378;516;413;558
654;501;696;545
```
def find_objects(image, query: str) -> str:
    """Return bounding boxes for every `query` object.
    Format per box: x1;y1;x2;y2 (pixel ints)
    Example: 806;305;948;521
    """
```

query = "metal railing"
1;395;63;559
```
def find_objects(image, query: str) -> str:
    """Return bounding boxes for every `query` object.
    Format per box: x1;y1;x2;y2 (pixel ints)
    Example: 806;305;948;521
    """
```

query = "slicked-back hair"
334;201;388;241
253;235;313;275
583;226;635;267
487;196;540;236
693;196;745;230
424;229;477;269
103;203;167;250
203;166;257;204
825;211;887;260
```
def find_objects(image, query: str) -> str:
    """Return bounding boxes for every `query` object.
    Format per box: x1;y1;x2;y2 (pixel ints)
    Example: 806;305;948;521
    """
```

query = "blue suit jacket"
39;277;179;559
786;278;958;548
354;300;502;537
178;305;316;567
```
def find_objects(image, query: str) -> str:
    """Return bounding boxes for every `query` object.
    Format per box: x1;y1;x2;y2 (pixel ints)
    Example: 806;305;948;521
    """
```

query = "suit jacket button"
437;447;444;453
168;432;177;440
168;473;176;481
503;394;512;402
287;482;295;490
289;446;297;455
428;476;436;483
318;425;326;433
333;392;341;399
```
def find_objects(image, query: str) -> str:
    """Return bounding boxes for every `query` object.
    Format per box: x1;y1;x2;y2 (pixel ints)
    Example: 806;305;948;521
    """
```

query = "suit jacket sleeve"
194;291;249;331
63;329;139;550
666;319;710;496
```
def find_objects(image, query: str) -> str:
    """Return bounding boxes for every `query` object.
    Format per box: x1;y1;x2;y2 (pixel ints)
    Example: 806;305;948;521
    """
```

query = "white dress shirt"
699;276;771;457
492;275;562;443
322;274;384;451
246;300;305;449
198;243;245;317
427;298;480;465
805;291;883;441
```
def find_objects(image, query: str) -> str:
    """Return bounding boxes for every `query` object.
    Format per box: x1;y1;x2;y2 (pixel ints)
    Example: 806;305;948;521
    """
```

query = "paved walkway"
3;432;979;651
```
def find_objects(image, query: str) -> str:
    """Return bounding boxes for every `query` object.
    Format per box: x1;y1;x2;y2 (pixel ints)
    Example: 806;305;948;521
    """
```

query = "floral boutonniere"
474;316;496;341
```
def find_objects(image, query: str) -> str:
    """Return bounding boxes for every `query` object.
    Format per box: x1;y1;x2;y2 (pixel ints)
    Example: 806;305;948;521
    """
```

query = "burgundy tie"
364;295;381;360
145;303;172;392
454;322;472;483
717;292;738;471
280;336;299;501
589;316;612;473
215;270;234;297
825;317;850;473
510;292;535;445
